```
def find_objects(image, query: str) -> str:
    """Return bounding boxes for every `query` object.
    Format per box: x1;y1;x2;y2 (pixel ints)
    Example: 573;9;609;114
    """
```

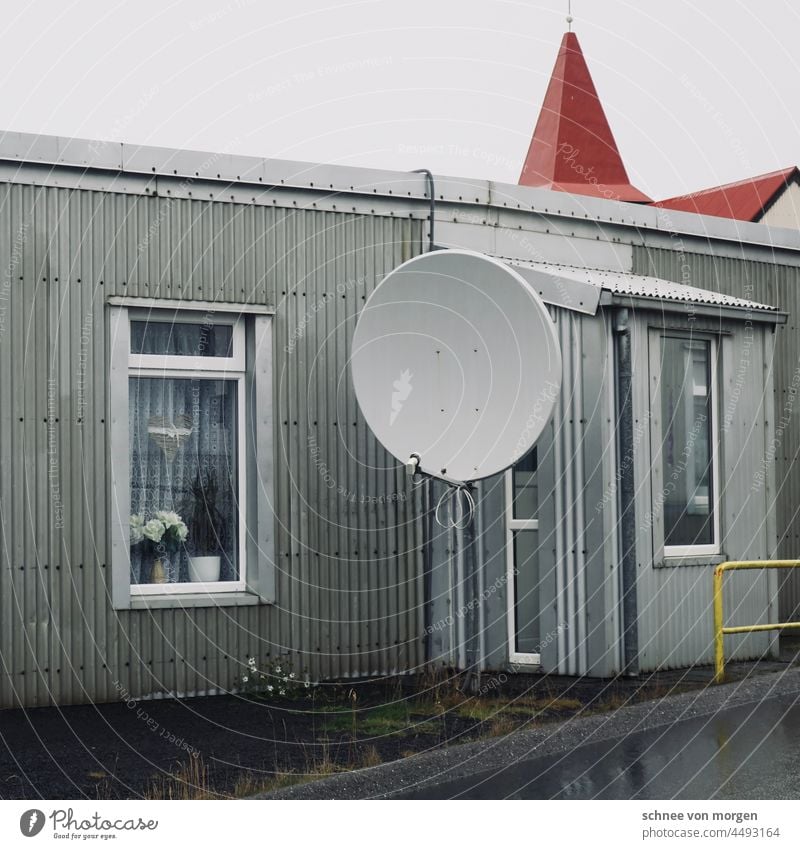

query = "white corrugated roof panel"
505;259;779;315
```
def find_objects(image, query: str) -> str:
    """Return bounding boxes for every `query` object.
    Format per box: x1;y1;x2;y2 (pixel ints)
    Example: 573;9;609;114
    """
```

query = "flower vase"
151;557;168;584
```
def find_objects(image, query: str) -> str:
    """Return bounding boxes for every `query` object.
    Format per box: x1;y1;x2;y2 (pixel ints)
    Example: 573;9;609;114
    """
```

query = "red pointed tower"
519;31;651;203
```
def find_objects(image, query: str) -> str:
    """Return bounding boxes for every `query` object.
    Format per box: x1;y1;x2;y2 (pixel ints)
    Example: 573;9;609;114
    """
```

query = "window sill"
655;553;727;568
130;591;263;609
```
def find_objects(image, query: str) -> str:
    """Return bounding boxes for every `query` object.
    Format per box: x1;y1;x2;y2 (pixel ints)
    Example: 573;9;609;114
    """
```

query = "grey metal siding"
627;305;776;671
470;307;622;678
633;245;800;621
542;308;621;677
0;182;425;708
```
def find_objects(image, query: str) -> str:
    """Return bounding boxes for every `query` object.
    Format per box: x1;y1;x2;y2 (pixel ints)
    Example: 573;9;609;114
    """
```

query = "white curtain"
129;375;238;584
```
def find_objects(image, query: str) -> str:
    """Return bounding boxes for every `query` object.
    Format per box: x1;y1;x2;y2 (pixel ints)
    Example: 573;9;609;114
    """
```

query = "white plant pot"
188;555;221;583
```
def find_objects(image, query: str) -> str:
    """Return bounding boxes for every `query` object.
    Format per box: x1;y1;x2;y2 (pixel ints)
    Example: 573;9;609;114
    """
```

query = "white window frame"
128;309;247;596
651;330;721;560
129;310;245;373
505;466;541;666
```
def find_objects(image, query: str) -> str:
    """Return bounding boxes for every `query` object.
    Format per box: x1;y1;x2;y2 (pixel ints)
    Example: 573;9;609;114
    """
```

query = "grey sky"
2;0;797;200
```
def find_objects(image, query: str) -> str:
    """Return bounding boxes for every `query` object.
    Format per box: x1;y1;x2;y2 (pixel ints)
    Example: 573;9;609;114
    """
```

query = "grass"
319;701;439;737
138;739;387;800
144;755;217;800
528;695;584;712
120;671;694;799
486;715;519;737
454;699;525;721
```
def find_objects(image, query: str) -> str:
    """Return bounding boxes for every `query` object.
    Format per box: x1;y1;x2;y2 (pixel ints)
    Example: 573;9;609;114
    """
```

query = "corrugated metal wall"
538;307;622;677
627;303;777;671
634;245;800;621
429;306;623;678
0;181;425;708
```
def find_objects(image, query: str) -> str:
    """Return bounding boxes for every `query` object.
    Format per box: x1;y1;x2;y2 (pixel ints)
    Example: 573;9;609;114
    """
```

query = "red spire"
519;32;651;203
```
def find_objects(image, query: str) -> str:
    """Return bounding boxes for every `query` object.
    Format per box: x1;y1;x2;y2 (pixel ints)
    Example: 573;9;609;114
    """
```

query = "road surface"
399;694;800;799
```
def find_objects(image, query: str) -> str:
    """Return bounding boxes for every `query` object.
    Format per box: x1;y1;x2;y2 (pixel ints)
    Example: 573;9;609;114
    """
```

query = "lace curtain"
129;375;238;584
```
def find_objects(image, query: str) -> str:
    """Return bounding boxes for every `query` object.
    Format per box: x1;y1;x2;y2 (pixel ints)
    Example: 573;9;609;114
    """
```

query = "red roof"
654;167;799;221
519;32;651;203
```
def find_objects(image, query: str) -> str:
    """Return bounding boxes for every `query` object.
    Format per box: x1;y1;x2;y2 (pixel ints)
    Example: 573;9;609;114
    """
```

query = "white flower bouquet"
130;510;188;554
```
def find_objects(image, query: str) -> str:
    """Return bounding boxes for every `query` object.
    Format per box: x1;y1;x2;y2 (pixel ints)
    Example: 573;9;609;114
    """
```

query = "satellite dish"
351;249;562;483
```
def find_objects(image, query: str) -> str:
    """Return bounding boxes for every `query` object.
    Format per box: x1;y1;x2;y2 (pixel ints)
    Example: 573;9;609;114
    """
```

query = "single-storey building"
0;128;797;707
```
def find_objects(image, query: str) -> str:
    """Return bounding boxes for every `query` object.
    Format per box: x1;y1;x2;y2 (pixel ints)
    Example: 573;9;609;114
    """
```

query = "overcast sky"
2;0;798;200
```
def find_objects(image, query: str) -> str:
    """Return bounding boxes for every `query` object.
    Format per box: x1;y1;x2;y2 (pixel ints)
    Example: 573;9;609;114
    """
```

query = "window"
128;314;244;593
109;302;275;607
655;334;719;557
506;448;541;663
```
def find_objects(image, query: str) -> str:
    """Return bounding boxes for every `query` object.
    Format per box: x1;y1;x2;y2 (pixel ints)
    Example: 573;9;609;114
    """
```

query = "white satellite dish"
351;249;562;483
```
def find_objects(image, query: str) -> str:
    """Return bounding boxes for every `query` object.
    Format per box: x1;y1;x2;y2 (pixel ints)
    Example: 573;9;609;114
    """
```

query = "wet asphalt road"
399;694;800;799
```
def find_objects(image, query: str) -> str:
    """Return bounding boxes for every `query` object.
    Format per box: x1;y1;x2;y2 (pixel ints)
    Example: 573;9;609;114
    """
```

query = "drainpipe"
614;308;639;676
411;168;436;252
412;168;436;664
422;478;435;664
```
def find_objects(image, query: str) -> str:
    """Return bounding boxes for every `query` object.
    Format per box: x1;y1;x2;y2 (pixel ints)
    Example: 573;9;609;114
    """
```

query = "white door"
506;448;541;665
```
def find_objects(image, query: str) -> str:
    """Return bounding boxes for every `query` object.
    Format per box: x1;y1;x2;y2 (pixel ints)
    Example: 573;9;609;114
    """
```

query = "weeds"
98;668;699;799
144;755;216;800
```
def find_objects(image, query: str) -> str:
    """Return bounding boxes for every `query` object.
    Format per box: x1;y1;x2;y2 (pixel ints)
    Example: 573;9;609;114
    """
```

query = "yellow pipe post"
713;560;800;685
713;564;725;684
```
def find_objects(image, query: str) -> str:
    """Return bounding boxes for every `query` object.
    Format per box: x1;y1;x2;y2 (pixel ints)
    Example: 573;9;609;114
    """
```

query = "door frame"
505;469;541;665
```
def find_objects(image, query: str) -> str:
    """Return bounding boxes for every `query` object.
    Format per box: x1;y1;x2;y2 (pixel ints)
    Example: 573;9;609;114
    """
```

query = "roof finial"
566;0;573;31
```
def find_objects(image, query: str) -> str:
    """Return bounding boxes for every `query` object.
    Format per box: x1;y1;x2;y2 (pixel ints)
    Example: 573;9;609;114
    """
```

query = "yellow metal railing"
714;560;800;683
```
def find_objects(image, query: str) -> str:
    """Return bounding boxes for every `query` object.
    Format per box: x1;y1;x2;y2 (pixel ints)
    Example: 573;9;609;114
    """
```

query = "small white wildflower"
248;657;256;669
283;677;288;683
304;681;311;688
289;672;296;679
267;685;274;692
275;665;282;674
242;675;248;683
279;689;286;696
